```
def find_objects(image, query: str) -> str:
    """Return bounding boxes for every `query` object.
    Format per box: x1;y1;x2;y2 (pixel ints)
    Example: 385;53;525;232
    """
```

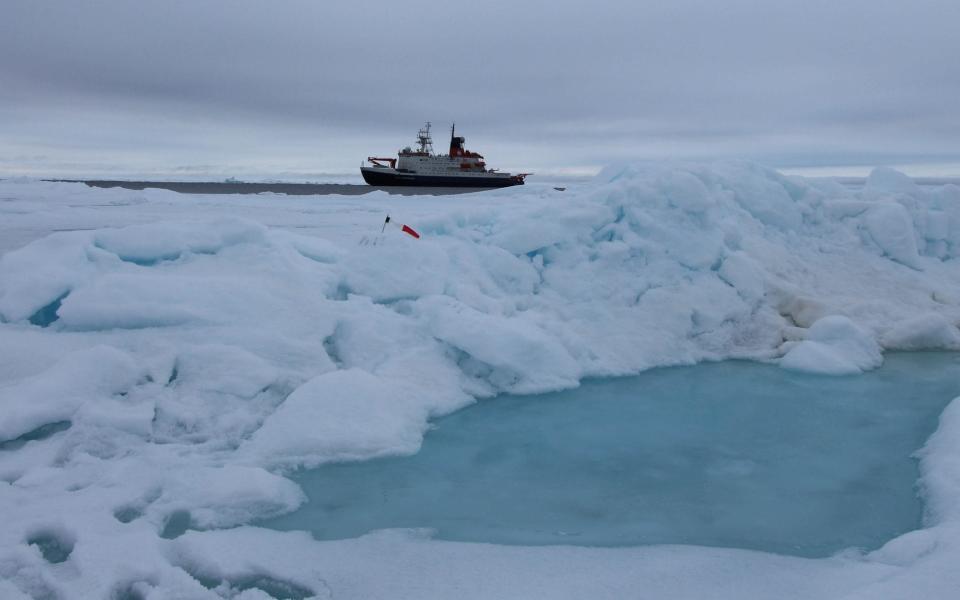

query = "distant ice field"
2;162;960;598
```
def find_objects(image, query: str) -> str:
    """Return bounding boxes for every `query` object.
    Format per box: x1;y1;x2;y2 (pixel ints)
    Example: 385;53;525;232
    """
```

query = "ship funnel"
449;123;466;156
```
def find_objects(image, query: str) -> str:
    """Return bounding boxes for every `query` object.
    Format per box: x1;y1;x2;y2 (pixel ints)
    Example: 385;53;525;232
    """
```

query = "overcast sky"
2;0;958;179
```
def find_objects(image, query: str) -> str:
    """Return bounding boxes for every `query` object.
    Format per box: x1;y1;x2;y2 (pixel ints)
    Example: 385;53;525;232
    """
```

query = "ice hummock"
1;163;960;598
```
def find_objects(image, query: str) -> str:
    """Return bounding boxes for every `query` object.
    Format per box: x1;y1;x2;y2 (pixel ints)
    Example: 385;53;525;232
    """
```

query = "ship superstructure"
361;123;527;187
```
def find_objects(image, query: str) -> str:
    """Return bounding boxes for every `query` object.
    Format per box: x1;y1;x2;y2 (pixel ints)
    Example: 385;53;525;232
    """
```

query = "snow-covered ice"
1;162;960;598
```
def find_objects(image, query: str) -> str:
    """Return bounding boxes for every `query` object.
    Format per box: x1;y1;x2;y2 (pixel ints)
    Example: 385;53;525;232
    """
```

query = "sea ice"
1;163;960;598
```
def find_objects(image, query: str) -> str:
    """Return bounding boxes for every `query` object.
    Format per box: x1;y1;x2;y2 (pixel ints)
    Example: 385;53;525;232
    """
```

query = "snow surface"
1;162;960;598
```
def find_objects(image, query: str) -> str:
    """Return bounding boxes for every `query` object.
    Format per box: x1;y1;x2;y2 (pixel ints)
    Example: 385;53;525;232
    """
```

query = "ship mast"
416;122;433;155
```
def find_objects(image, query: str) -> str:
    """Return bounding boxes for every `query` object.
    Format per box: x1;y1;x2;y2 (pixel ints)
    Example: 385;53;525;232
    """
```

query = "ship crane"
366;157;397;168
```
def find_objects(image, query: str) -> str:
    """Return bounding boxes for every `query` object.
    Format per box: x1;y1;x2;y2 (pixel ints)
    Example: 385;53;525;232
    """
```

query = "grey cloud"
2;0;958;177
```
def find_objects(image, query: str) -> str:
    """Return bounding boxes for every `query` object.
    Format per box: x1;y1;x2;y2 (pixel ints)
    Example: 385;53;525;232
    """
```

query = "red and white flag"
382;215;420;239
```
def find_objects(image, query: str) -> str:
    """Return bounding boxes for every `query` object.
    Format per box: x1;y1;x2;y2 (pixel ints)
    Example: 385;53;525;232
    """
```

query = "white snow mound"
882;314;960;351
780;316;884;375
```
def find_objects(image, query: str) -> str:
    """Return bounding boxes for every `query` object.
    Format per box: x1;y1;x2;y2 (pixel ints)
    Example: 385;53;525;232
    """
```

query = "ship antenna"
417;122;433;155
